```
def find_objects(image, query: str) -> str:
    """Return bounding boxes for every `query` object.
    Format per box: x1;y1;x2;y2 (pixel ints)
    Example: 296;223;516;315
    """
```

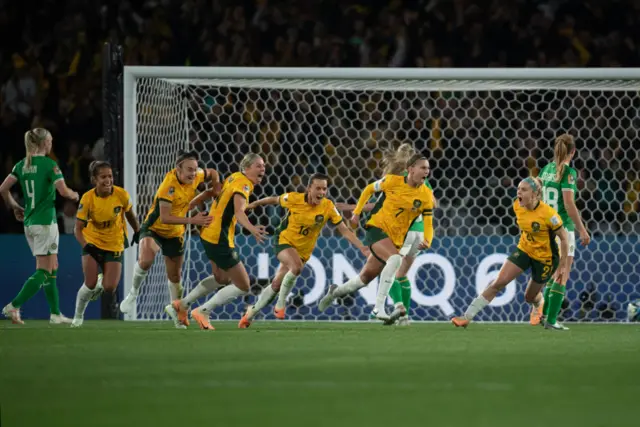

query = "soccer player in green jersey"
336;144;437;325
538;134;591;330
0;128;79;324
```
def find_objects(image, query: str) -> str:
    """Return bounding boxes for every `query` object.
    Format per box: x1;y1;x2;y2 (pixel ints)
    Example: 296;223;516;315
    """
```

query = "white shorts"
399;231;422;257
555;229;575;257
25;224;59;256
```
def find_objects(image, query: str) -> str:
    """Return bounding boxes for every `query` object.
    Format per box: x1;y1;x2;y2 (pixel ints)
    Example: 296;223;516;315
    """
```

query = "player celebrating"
539;134;590;330
337;143;437;325
0;128;78;324
169;153;268;330
451;177;570;328
119;151;219;329
71;161;141;327
237;173;369;328
318;154;434;321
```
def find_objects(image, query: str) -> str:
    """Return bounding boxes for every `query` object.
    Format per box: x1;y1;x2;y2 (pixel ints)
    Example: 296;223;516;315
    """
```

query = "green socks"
11;269;48;308
542;285;551;316
400;277;411;314
43;269;61;315
546;281;565;324
389;279;403;305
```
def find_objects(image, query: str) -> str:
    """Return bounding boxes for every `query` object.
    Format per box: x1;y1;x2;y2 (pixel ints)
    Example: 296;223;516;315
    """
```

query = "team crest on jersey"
243;185;250;193
50;242;57;250
315;215;324;224
53;166;61;175
412;200;422;211
568;174;575;184
532;222;541;232
78;203;83;211
168;186;175;196
114;206;122;214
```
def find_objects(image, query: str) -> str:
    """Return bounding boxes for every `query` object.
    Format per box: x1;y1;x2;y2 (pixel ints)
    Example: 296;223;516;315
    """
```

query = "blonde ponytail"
24;128;51;167
554;134;575;182
382;143;416;175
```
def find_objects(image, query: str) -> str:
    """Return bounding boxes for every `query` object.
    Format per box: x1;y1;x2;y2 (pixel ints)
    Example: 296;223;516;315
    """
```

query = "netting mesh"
131;76;640;322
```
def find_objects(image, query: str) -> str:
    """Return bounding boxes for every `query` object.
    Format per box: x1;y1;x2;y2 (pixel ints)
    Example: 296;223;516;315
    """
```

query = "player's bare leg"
241;264;287;328
526;278;545;326
120;237;158;314
193;261;249;330
162;255;187;329
452;261;523;328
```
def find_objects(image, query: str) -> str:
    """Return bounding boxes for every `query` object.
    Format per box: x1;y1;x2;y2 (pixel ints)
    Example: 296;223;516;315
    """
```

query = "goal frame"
122;66;640;321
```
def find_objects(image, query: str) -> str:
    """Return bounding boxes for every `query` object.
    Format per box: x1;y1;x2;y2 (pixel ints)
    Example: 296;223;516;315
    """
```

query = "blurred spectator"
1;0;639;236
58;200;78;235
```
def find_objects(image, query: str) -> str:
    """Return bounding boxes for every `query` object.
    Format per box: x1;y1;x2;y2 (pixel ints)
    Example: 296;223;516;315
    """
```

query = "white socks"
183;275;222;306
199;284;247;313
375;254;402;312
247;285;278;320
74;284;93;319
131;262;148;296
464;295;490;321
275;272;298;310
168;280;183;300
334;275;366;298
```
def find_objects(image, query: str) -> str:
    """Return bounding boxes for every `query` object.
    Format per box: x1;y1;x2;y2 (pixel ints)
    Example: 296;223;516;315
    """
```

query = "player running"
169;153;268;330
0;128;78;324
318;154;434;321
538;134;590;330
237;173;369;328
71;161;141;327
451;177;570;328
337;143;437;325
119;151;219;329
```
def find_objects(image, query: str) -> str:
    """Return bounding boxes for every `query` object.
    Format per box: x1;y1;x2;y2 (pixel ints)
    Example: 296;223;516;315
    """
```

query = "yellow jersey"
143;168;206;238
201;172;254;247
276;193;343;261
77;186;132;252
355;174;434;248
513;199;563;262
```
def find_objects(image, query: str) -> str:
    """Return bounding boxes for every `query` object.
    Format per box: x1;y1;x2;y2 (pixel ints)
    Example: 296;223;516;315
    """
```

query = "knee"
386;254;402;270
84;276;98;289
213;271;230;285
137;256;153;271
360;272;375;285
289;263;303;277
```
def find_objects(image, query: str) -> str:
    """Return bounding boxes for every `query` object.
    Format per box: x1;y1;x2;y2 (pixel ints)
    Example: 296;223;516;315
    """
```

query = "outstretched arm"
335;202;376;213
335;221;370;257
54;179;79;201
247;196;280;210
234;194;268;243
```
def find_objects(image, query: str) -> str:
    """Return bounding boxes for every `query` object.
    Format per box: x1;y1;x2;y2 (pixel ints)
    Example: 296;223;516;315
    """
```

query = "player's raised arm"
246;196;280;210
233;194;268;243
335;202;376;213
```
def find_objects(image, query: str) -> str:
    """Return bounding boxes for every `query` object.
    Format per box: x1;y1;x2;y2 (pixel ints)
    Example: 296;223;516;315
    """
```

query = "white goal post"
123;67;640;322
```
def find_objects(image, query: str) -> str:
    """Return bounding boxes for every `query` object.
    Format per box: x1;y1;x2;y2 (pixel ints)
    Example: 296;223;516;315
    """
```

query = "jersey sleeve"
77;192;92;223
279;193;292;208
327;201;343;225
49;160;64;184
10;163;21;180
156;175;176;204
119;188;133;212
546;209;563;231
233;179;252;200
561;168;578;193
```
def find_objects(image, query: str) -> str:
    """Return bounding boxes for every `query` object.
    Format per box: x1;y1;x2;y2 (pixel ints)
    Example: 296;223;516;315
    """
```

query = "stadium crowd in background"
0;0;639;234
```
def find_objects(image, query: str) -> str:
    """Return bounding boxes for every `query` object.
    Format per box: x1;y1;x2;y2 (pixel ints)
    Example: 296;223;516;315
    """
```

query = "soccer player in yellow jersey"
237;173;369;328
120;151;219;328
452;177;570;328
170;153;268;330
71;161;141;327
318;154;434;322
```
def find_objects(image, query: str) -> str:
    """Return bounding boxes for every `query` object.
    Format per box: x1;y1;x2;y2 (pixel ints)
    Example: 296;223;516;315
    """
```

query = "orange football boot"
171;299;190;327
191;308;214;330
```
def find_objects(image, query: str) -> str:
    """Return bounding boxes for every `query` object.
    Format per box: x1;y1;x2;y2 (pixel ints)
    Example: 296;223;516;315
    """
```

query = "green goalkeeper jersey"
539;162;577;232
10;155;64;226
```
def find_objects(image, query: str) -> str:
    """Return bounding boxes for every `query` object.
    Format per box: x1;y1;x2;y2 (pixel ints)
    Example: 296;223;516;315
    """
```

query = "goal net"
123;67;640;323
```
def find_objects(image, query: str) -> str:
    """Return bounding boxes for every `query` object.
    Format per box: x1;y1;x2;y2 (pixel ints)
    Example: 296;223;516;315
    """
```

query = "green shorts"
507;248;558;283
82;246;123;265
363;226;390;248
201;238;240;271
274;243;310;263
140;229;184;258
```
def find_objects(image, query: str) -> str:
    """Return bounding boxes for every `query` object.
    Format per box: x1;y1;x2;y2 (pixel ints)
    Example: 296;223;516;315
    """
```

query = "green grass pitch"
1;321;639;427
